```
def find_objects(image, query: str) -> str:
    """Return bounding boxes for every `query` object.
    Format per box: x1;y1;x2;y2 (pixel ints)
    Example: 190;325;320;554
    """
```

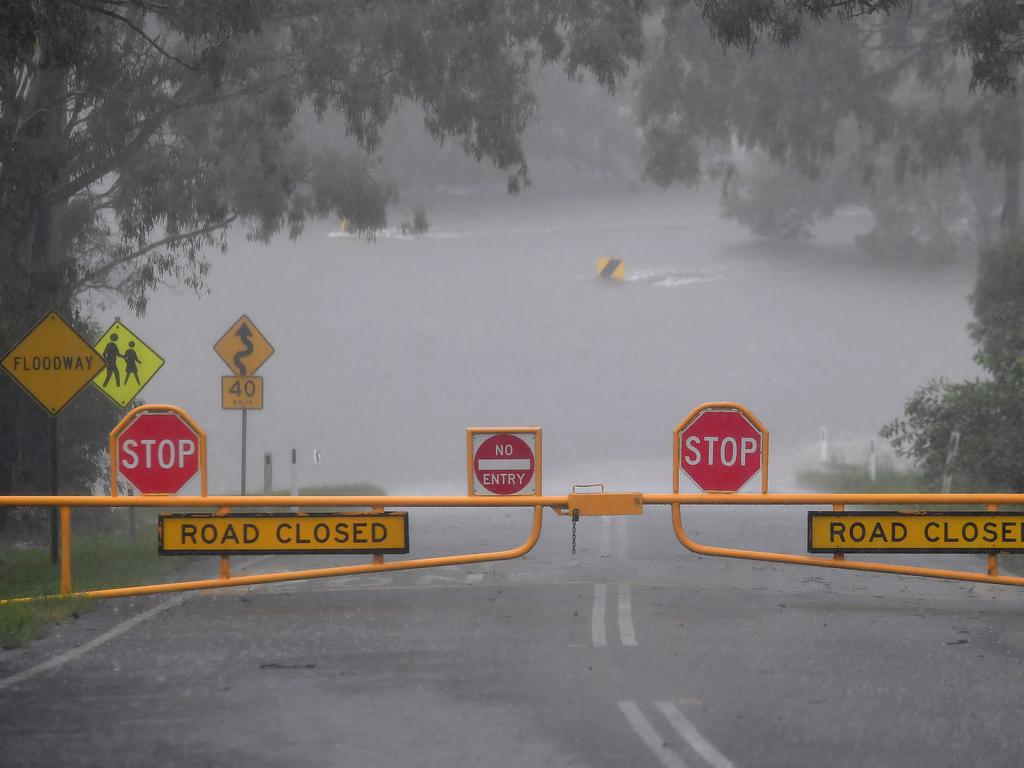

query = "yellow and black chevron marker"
597;257;624;280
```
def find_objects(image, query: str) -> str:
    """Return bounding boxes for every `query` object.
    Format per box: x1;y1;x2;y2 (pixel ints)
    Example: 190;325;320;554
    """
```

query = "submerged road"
3;505;1024;767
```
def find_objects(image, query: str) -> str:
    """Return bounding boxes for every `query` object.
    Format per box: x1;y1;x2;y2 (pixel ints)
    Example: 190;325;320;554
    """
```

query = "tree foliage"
883;239;1024;490
0;0;645;507
637;0;1019;257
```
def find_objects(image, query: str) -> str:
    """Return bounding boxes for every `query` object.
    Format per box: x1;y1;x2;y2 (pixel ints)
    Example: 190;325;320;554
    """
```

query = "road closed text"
159;513;409;555
808;512;1024;553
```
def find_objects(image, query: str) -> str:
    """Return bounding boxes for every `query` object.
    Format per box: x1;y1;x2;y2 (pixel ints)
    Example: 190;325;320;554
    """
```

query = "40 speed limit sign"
221;375;263;410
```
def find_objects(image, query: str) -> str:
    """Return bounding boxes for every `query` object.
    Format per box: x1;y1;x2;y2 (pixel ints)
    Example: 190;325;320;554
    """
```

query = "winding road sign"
91;320;164;407
1;312;104;415
214;315;273;376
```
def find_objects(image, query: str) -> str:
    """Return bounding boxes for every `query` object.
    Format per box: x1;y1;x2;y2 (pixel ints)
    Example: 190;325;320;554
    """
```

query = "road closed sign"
160;512;409;555
467;428;541;496
675;404;767;493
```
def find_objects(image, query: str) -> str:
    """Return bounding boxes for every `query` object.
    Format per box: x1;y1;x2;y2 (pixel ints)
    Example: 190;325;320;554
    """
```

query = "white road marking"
656;701;736;768
600;517;612;558
0;593;188;690
619;701;691;768
592;583;608;647
0;555;273;690
618;584;638;646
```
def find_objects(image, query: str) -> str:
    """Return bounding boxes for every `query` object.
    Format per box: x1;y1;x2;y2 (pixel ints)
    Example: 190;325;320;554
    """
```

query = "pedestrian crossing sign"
91;320;165;407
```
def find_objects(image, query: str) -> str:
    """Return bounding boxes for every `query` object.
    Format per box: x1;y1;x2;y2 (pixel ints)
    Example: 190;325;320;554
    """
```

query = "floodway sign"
91;320;164;407
674;403;768;493
159;512;409;555
809;511;1024;553
1;312;105;414
214;315;273;376
467;427;541;496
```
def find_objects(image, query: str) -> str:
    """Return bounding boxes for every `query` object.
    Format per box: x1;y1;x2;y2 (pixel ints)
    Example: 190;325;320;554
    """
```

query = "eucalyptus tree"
0;0;645;503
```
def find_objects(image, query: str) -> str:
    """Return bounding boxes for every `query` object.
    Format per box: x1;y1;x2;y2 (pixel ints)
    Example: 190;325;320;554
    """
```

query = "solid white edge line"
0;554;274;690
617;583;638;646
0;593;188;690
592;583;608;647
656;701;736;768
619;701;691;768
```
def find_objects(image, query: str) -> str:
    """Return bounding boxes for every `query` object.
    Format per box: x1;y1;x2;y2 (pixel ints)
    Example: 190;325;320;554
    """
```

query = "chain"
571;509;579;556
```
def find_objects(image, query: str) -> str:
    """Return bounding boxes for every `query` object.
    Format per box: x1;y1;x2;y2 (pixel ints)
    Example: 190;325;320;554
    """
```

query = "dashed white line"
619;701;691;768
656;701;736;768
618;584;638;646
592;583;608;647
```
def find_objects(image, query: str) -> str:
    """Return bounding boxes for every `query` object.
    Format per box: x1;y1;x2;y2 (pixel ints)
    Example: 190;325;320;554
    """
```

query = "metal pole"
50;415;58;565
241;408;248;495
127;487;136;540
290;448;297;513
60;506;72;595
263;452;272;494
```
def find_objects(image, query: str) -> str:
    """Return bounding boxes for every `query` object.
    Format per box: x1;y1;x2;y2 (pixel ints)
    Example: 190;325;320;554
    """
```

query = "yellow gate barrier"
652;493;1024;588
5;491;1024;604
0;495;554;604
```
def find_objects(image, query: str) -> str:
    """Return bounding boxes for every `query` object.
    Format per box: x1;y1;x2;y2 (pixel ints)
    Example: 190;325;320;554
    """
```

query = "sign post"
674;403;768;494
214;315;273;494
467;428;541;497
1;312;106;563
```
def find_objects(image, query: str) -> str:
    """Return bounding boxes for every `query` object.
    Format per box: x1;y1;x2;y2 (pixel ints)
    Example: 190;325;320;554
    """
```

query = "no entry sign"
674;404;767;493
112;407;205;495
467;428;541;496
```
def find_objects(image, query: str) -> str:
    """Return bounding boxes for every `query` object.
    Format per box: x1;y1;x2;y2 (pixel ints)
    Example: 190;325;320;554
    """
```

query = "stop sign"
116;411;201;494
678;407;765;492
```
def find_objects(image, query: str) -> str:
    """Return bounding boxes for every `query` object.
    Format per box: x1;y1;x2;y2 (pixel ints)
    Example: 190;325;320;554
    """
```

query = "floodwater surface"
121;186;980;496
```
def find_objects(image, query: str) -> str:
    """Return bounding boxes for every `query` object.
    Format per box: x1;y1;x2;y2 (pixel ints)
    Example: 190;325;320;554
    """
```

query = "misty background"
97;69;983;496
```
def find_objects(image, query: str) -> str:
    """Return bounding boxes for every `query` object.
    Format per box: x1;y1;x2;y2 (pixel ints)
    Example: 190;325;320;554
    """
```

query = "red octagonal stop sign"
116;411;202;494
677;407;765;493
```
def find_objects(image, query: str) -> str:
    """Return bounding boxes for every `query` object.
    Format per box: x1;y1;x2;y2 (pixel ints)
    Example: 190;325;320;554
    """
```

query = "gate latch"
568;485;643;517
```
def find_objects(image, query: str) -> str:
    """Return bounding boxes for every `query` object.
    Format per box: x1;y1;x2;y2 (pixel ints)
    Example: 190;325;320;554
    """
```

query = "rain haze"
6;4;1024;767
121;181;979;496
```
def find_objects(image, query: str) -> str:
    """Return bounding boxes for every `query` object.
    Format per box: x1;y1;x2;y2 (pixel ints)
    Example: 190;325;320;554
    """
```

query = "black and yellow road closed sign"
808;511;1024;553
159;512;409;555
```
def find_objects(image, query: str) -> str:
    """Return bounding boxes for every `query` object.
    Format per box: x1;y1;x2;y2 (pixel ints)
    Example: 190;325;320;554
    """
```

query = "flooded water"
120;185;980;495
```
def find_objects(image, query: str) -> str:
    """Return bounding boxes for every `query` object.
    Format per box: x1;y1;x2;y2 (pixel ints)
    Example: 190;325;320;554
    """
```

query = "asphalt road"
3;505;1024;767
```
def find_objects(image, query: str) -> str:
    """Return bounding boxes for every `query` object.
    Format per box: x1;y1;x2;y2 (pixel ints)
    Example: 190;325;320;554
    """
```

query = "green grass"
796;460;925;493
0;522;191;649
0;483;387;648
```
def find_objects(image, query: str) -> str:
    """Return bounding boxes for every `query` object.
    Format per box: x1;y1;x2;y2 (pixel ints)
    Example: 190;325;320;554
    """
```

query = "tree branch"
76;215;237;290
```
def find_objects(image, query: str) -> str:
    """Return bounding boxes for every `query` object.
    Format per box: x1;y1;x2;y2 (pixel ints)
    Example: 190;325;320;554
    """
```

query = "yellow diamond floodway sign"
214;315;273;377
1;312;105;415
91;320;165;407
